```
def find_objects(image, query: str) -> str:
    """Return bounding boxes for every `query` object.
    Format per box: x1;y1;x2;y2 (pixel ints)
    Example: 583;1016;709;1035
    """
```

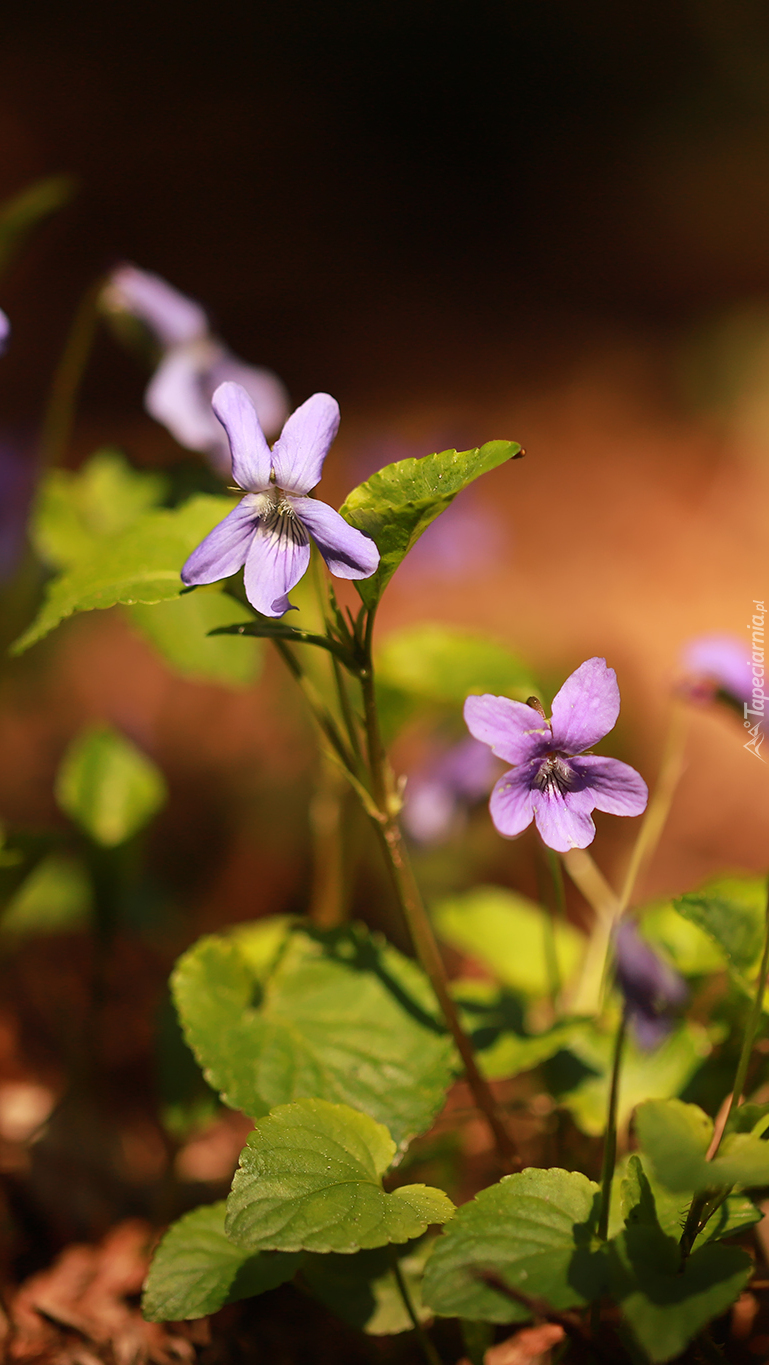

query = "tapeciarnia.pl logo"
744;599;765;761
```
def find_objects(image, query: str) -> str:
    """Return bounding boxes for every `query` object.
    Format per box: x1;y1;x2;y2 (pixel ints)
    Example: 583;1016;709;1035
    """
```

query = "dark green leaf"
209;615;356;667
421;1168;604;1323
172;919;456;1149
55;724;167;846
300;1242;433;1335
339;441;523;608
675;875;768;978
130;592;262;687
225;1099;454;1254
620;1153;761;1249
142;1201;300;1322
12;494;234;654
451;979;577;1081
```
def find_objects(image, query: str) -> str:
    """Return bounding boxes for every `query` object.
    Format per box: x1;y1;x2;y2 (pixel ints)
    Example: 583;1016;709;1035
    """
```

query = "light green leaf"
55;725;167;846
130;591;262;687
561;1022;710;1137
142;1201;300;1322
0;174;75;277
172;919;456;1149
301;1241;433;1334
225;1100;454;1254
675;875;768;978
640;900;725;977
0;853;92;935
377;625;536;707
12;494;234;654
340;441;523;608
608;1222;751;1363
636;1097;769;1193
422;1167;604;1323
32;450;167;570
433;886;584;998
452;979;577;1081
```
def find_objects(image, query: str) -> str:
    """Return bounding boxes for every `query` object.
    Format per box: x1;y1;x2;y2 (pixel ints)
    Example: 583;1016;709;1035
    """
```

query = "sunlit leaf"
142;1201;300;1322
32;450;167;570
130;591;262;687
561;1022;710;1137
340;441;522;608
377;624;537;707
433;885;584;998
225;1099;454;1254
636;1097;769;1194
55;724;167;846
0;853;92;935
675;875;768;979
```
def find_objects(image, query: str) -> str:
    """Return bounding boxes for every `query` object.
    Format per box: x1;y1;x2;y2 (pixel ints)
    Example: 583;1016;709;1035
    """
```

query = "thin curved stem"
389;1249;444;1365
39;277;103;468
619;701;689;914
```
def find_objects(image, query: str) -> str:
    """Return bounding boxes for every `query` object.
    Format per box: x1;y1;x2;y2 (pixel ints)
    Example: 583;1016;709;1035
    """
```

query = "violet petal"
181;498;258;586
464;694;551;765
243;516;311;617
549;657;620;753
0;309;10;354
290;496;380;578
571;755;648;817
530;785;596;852
683;634;752;705
212;381;272;492
270;393;340;495
488;763;537;838
146;349;221;453
208;355;289;442
107;265;208;347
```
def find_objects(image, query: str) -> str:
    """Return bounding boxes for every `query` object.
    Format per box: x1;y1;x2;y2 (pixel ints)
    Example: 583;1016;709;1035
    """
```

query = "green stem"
680;881;769;1257
389;1250;444;1365
39;278;103;468
597;1013;626;1241
273;640;359;776
619;702;689;914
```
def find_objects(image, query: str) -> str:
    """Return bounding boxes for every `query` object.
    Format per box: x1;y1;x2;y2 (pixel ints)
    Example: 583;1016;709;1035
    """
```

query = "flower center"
261;488;309;549
532;752;576;797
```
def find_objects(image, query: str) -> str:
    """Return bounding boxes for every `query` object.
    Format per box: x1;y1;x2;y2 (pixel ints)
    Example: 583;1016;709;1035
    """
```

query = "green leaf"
130;591;262;687
640;901;725;977
142;1201;300;1322
0;174;75;277
339;441;523;608
12;494;234;655
172;919;456;1149
225;1099;454;1254
55;725;167;846
422;1168;604;1323
0;853;92;935
636;1097;769;1193
301;1241;433;1334
377;625;536;707
619;1152;761;1250
608;1221;751;1363
433;885;584;998
561;1022;710;1137
452;979;577;1081
675;875;768;978
31;450;168;570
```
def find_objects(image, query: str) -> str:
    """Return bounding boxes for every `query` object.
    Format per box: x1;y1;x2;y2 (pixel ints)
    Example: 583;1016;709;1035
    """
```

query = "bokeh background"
0;0;768;1315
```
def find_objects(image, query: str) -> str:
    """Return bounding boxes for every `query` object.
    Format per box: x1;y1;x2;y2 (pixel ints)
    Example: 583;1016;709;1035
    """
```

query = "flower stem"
562;849;619;1015
389;1249;444;1365
39;277;103;468
597;1013;626;1241
680;880;769;1257
619;701;689;914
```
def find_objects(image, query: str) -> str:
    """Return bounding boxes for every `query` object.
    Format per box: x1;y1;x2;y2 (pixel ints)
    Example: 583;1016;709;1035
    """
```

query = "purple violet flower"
181;382;380;616
681;634;753;710
402;737;498;844
614;919;687;1050
103;265;288;475
463;658;648;853
0;309;10;354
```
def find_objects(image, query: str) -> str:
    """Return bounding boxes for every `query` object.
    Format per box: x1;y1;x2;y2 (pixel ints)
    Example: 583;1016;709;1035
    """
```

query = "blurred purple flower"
614;918;687;1050
464;658;648;853
103;265;288;475
0;309;10;354
681;634;753;710
402;737;498;843
181;382;379;616
0;439;36;581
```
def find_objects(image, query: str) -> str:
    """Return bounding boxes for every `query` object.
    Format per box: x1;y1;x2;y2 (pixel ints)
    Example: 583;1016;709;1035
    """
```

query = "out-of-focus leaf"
636;1097;769;1194
422;1168;604;1323
55;724;167;847
172;919;456;1150
561;1023;710;1137
142;1201;300;1322
301;1241;433;1335
12;494;234;654
433;885;584;998
130;591;262;687
452;979;577;1080
32;450;167;569
225;1099;454;1254
0;175;75;276
0;853;92;935
640;900;725;976
675;875;768;978
377;624;537;707
340;441;522;608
